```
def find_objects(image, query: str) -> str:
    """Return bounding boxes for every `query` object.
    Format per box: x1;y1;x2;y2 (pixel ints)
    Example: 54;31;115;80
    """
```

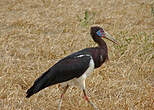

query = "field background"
0;0;153;110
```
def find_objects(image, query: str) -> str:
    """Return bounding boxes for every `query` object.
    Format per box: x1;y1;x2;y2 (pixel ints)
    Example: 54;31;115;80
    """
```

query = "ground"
0;0;153;110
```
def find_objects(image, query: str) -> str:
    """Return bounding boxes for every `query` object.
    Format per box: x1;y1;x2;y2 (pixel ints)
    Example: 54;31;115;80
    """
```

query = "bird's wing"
54;54;92;82
26;54;92;98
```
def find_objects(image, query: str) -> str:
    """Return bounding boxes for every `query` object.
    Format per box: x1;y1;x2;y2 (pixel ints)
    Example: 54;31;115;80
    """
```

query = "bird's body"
26;47;108;98
26;26;118;110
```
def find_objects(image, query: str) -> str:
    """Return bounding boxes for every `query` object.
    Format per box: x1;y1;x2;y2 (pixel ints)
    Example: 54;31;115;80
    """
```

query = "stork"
26;26;118;110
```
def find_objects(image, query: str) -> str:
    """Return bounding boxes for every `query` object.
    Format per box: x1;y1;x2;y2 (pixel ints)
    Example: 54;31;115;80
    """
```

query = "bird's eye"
96;30;104;37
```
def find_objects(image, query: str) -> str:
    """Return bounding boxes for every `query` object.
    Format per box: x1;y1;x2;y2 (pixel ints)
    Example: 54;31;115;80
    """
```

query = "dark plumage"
26;54;91;98
26;26;118;110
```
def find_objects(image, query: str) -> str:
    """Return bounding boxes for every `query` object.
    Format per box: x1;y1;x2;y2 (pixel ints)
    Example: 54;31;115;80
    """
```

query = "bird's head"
90;26;118;44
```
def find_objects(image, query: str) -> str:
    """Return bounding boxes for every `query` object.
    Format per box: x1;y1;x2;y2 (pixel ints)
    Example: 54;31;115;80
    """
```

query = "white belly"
60;57;95;90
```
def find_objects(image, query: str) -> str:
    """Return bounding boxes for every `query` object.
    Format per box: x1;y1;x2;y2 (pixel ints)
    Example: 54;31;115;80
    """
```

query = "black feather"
26;26;110;97
26;53;91;98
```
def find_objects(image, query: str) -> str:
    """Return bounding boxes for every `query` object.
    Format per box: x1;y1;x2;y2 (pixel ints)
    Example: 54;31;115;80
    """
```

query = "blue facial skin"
96;30;102;37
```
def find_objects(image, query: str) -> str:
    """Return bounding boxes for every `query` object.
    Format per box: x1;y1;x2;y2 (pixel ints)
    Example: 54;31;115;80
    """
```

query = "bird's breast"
91;50;108;68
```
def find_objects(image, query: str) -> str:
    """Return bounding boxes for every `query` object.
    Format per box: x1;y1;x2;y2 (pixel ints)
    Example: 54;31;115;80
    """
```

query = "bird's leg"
83;89;99;110
58;85;69;110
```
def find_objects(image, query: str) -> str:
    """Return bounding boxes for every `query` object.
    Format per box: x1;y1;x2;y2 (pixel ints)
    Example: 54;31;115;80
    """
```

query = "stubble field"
0;0;153;110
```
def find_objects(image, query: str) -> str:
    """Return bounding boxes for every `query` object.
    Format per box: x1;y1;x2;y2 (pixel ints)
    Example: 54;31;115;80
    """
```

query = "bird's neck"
93;38;109;68
94;37;107;50
91;34;108;51
98;39;107;48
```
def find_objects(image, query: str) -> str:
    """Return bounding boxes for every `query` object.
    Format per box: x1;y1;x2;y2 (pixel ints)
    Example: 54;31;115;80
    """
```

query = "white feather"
60;55;95;90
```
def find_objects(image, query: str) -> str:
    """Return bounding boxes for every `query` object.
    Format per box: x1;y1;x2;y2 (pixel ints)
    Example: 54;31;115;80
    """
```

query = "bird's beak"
104;31;119;45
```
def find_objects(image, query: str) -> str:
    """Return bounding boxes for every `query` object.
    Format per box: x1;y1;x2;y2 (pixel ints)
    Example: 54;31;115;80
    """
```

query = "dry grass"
0;0;153;110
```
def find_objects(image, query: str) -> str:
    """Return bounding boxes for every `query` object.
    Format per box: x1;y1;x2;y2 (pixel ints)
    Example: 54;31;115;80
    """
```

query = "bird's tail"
26;84;37;98
26;69;55;98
